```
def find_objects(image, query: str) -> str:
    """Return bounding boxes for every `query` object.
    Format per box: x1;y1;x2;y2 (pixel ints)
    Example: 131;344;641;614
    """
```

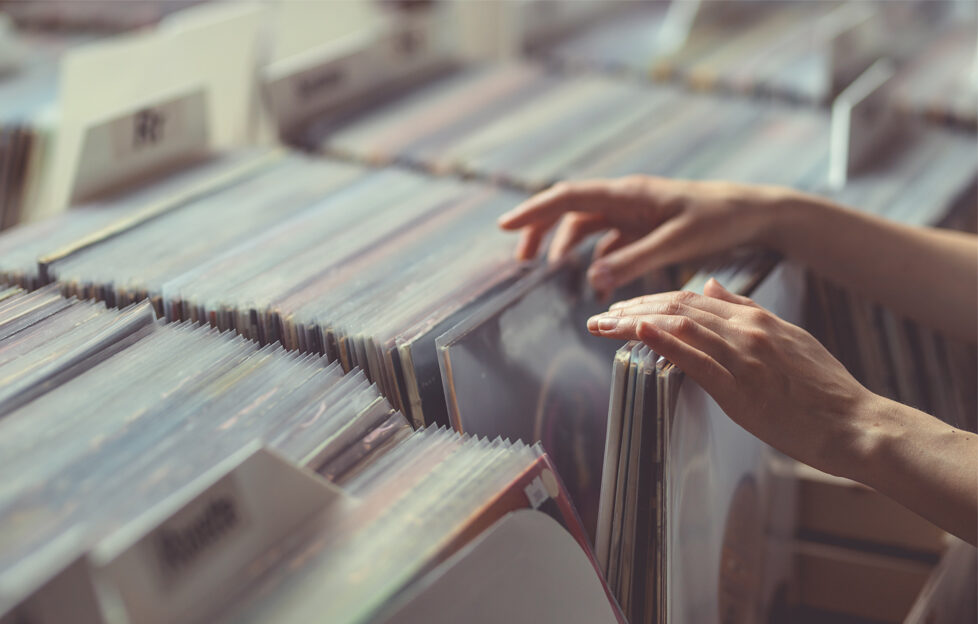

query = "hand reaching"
587;278;878;477
498;176;787;298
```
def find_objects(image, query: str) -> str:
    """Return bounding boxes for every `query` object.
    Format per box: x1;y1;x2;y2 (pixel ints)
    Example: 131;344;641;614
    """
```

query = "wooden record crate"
768;462;976;624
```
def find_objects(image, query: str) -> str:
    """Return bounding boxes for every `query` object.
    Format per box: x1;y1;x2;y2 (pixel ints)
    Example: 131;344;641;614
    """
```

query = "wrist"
749;186;824;255
840;394;919;490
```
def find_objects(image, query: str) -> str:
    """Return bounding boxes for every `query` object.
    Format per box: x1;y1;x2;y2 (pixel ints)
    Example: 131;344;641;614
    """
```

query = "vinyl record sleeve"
663;261;804;624
437;255;649;542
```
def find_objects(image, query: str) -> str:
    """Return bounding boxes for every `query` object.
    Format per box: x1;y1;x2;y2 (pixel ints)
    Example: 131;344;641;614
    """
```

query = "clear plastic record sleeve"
437;251;658;543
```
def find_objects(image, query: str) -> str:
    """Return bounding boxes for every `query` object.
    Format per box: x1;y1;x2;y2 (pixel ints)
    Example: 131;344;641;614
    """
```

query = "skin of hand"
587;279;978;545
499;175;978;341
497;176;782;299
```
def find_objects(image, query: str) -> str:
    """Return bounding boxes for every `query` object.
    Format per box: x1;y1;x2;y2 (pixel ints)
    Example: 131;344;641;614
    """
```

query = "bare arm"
860;396;978;545
765;192;978;342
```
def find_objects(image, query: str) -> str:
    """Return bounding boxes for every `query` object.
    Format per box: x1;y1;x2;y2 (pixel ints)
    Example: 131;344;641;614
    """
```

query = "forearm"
758;189;978;342
847;396;978;545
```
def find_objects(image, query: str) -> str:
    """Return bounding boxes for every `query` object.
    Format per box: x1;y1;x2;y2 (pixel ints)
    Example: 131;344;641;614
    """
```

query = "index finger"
497;180;619;230
608;291;743;319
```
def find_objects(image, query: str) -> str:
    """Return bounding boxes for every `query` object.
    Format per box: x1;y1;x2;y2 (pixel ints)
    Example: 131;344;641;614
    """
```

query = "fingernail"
597;317;618;331
587;315;600;331
588;263;615;294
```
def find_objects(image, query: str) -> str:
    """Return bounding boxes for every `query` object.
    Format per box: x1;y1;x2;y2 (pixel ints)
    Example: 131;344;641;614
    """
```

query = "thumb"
703;277;757;307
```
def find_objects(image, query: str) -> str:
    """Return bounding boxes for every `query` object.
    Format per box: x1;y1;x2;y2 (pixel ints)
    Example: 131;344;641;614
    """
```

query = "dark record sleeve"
437;252;659;542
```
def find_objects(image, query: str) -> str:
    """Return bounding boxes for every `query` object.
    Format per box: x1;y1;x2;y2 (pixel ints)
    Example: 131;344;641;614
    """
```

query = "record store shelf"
0;288;612;623
0;2;976;623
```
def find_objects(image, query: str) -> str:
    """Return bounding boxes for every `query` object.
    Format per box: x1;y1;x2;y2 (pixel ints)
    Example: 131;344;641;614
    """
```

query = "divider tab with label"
33;2;264;220
820;3;884;99
263;13;451;141
90;443;346;624
69;88;209;205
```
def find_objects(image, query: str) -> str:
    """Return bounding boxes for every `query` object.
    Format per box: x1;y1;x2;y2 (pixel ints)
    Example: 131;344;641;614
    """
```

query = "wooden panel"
793;463;946;554
793;541;933;623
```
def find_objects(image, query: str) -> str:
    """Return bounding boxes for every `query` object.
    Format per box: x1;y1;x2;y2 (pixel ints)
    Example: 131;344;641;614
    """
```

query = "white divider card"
666;263;805;624
0;550;104;624
156;2;265;149
33;2;264;219
265;0;381;66
69;88;209;204
90;444;346;624
452;1;623;60
829;59;898;189
373;510;621;624
450;2;520;61
263;12;450;140
821;3;883;97
656;0;702;56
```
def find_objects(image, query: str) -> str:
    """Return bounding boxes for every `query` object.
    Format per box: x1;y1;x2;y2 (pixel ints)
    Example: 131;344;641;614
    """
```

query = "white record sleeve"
666;262;804;624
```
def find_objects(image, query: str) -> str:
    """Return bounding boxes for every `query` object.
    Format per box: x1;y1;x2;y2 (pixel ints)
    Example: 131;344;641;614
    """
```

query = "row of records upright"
0;3;976;624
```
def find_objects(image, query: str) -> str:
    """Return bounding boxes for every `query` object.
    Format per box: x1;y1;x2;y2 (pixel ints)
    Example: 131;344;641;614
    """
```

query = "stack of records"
0;32;65;230
159;169;527;429
38;155;382;310
0;154;528;428
0;147;278;288
0;286;417;615
534;1;856;104
0;285;156;411
206;428;608;624
889;20;978;130
599;254;795;624
303;64;832;192
807;272;978;435
436;253;666;542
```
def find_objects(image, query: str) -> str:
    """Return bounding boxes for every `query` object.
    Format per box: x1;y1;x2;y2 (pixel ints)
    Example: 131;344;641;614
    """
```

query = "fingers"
515;225;548;261
593;229;630;261
603;300;727;333
498;180;618;231
585;217;692;293
547;213;608;263
587;314;736;403
636;323;736;405
587;313;740;373
609;290;741;319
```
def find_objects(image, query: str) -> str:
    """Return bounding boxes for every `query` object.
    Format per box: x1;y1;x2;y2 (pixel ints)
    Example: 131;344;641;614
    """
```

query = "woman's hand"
588;278;978;544
587;277;879;478
498;176;791;298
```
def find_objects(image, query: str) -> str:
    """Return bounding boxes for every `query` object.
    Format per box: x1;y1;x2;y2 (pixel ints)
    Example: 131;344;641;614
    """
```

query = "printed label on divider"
70;88;209;204
90;443;346;624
